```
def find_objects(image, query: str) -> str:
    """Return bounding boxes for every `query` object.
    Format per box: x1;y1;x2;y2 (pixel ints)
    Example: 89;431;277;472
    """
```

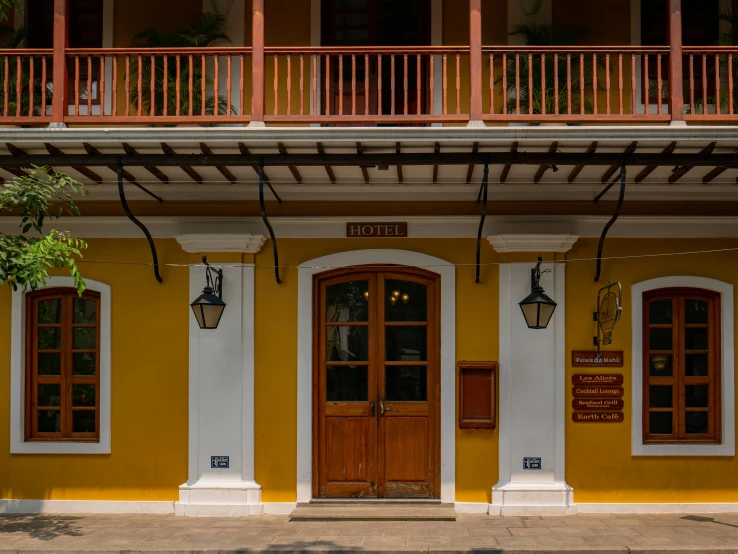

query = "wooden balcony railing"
1;45;737;127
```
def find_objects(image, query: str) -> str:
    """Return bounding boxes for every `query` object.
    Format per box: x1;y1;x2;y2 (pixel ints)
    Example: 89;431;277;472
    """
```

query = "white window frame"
632;276;735;456
10;277;112;455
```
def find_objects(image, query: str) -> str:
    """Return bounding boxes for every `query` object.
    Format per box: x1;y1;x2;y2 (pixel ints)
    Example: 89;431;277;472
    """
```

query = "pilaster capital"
487;234;579;253
176;234;266;254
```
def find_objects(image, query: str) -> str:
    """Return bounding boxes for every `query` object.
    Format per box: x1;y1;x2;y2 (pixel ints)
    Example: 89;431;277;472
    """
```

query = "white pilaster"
175;234;265;517
489;235;576;516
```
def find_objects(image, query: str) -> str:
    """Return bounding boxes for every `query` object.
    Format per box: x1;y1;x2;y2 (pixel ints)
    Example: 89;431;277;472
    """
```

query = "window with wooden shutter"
643;288;721;444
26;288;101;442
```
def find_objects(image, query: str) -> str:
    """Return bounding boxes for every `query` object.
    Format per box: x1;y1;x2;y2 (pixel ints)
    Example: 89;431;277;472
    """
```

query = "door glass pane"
326;280;369;322
326;326;369;362
73;410;96;433
649;385;672;408
685;411;709;434
385;280;427;322
385;326;427;362
73;328;96;350
38;384;61;407
685;385;709;408
685;299;708;324
326;365;368;402
73;353;96;376
649;411;672;434
649;328;672;351
73;385;96;407
649;354;672;376
38;353;61;376
38;410;61;433
385;366;427;401
649;299;672;324
685;354;708;376
38;327;61;350
38;299;62;324
685;328;708;351
73;298;97;324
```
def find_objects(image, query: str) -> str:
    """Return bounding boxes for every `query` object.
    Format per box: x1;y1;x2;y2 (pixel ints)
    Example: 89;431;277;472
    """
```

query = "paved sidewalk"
2;512;738;553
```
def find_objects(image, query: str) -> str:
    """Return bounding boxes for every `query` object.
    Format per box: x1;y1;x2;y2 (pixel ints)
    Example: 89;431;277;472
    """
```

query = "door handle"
370;402;375;417
379;400;392;416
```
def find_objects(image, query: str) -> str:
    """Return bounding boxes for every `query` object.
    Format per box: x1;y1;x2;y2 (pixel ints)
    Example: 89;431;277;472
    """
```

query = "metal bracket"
259;158;281;284
117;158;163;283
475;163;489;284
594;165;626;282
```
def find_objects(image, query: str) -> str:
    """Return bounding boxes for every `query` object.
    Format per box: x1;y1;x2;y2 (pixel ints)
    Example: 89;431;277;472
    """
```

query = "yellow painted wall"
253;238;500;503
567;238;738;503
0;239;189;501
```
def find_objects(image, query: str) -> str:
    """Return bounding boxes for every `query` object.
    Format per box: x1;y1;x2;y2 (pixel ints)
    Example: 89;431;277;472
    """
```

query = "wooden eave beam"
3;143;29;178
200;143;236;184
122;143;169;183
534;142;559;184
317;142;336;184
83;142;163;203
635;141;677;183
278;142;303;184
238;143;272;184
601;141;637;183
500;142;518;183
669;142;717;184
432;142;440;184
396;142;403;184
568;141;597;183
161;143;202;184
466;142;479;183
357;142;369;184
43;143;102;184
703;166;729;184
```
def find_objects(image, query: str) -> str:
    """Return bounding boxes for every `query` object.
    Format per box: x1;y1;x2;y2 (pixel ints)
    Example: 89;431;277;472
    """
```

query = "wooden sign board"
572;386;624;398
573;399;624;411
347;223;408;238
572;351;624;367
572;411;624;423
573;374;623;386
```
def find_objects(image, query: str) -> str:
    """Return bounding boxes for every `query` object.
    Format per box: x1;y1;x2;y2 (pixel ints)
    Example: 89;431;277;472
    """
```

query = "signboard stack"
571;351;625;423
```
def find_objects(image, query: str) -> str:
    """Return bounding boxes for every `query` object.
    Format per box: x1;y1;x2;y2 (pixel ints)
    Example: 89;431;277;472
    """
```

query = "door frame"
297;249;456;503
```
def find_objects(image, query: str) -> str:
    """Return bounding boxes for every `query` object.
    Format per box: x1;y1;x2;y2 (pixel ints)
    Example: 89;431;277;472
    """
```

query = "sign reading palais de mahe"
523;457;542;470
571;350;624;367
211;456;230;469
347;222;408;238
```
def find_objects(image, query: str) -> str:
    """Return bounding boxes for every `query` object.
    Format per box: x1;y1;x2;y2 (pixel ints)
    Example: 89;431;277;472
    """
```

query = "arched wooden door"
313;267;440;498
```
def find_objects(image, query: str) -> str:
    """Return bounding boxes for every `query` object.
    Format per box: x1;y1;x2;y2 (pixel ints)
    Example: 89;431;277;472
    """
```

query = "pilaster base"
175;481;263;517
669;120;688;127
466;119;486;128
491;482;576;516
247;120;266;128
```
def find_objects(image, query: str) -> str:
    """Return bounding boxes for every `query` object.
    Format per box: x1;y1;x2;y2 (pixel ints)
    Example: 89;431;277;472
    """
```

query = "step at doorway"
290;499;456;521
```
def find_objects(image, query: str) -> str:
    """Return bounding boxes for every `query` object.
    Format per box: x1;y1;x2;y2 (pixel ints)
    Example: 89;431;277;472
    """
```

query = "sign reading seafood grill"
571;351;624;367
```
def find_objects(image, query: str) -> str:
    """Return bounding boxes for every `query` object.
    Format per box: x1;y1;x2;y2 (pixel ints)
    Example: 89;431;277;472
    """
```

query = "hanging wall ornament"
518;0;544;15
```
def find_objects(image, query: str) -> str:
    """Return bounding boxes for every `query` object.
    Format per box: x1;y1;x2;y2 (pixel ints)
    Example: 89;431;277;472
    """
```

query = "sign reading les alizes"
572;351;624;367
573;374;623;385
347;223;408;238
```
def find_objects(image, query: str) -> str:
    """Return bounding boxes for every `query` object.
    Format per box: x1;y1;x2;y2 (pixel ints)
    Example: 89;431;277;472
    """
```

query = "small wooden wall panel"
458;361;497;429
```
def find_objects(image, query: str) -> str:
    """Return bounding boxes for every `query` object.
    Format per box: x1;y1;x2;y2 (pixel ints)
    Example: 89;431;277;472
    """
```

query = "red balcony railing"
683;47;738;121
0;49;53;125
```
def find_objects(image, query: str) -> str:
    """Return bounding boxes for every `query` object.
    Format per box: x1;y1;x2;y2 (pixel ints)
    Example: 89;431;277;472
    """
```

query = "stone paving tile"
362;535;411;547
382;526;429;537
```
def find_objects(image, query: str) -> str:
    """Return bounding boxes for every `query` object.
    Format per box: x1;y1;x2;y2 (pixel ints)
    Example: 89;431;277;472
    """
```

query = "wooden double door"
313;267;440;498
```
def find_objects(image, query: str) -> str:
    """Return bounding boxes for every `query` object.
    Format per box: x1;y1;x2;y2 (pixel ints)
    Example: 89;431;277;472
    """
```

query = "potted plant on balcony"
496;24;601;123
129;12;233;121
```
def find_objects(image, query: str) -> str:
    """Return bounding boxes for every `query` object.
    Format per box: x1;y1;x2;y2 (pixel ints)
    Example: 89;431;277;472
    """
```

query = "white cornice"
488;234;580;253
175;234;266;254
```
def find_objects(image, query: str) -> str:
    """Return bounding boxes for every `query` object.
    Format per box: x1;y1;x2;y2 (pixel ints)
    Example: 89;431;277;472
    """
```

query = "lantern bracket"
531;255;551;291
117;158;163;283
259;158;282;284
475;162;489;284
594;164;626;282
202;256;223;298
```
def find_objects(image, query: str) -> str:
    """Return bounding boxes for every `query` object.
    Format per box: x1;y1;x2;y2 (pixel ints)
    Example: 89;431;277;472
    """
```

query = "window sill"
11;440;110;455
633;442;734;457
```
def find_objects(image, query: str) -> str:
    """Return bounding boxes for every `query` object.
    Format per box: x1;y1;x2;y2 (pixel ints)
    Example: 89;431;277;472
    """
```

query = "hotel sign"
572;374;623;386
571;351;624;367
347;223;408;238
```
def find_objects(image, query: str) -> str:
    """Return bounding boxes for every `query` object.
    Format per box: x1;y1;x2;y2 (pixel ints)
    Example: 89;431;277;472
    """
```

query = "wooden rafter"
122;143;169;183
161;143;203;184
200;143;236;184
500;142;518;184
567;141;597;183
466;142;479;183
357;142;369;184
703;166;728;184
238;142;272;184
43;143;102;184
534;142;558;184
635;142;677;183
669;142;717;184
278;142;303;184
432;142;440;184
396;142;403;184
83;142;138;185
317;142;336;184
601;141;637;183
3;143;29;178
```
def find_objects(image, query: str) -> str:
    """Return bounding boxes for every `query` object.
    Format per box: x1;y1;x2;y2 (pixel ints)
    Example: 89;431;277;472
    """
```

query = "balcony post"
469;0;484;126
249;0;266;127
668;0;685;125
50;0;68;128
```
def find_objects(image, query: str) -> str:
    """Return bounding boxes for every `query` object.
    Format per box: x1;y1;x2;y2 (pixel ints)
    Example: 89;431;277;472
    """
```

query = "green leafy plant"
496;24;601;116
716;10;738;113
0;168;88;294
129;12;233;117
0;25;53;118
0;0;21;22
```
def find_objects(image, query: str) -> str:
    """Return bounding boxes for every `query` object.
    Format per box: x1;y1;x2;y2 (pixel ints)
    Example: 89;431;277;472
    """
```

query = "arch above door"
297;249;456;503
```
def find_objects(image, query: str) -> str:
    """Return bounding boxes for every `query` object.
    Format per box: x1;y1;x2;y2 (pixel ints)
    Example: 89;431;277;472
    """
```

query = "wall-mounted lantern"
191;256;226;330
518;255;557;330
518;0;544;15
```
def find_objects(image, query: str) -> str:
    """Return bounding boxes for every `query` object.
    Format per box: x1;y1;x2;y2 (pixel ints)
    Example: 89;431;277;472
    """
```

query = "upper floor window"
26;288;100;442
643;288;721;444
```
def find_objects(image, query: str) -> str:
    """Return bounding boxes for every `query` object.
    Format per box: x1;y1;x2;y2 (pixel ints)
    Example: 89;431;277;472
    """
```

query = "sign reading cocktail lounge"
571;351;624;367
572;386;624;398
347;223;408;237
